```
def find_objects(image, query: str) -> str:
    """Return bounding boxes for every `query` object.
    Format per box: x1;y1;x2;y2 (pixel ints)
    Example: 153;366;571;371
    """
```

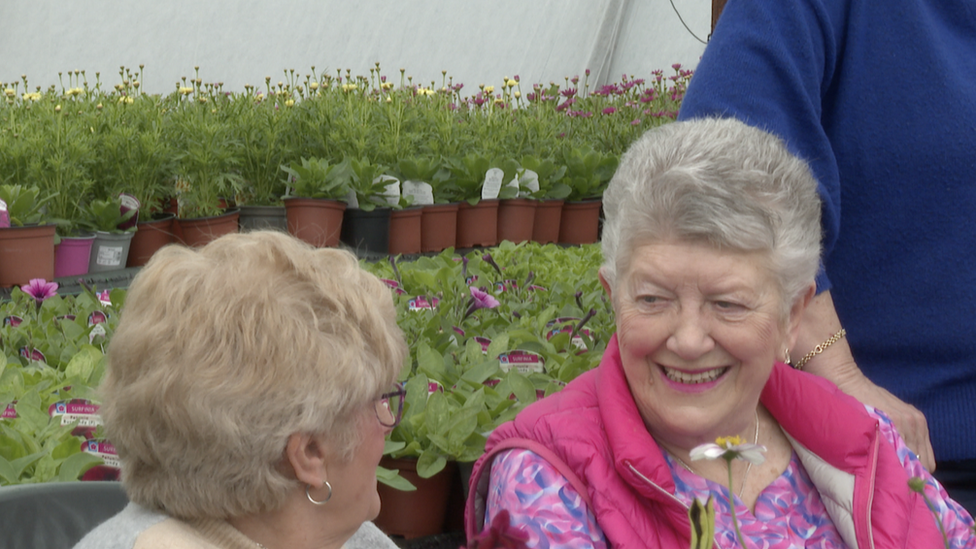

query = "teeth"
663;367;727;384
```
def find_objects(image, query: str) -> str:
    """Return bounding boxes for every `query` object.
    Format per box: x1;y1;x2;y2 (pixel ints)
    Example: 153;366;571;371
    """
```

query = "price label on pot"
50;399;102;437
402;181;434;205
498;350;545;373
96;246;124;267
118;192;141;230
482;168;504;200
407;296;439;311
375;175;401;207
1;402;16;420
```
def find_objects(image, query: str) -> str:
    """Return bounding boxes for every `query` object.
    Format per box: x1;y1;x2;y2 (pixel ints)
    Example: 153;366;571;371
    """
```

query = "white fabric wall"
0;0;709;95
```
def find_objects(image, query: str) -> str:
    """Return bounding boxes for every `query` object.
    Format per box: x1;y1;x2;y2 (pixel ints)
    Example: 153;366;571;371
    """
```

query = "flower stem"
725;458;746;548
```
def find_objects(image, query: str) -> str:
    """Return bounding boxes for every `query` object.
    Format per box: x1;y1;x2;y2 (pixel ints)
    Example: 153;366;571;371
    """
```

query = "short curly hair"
601;117;822;316
100;231;405;520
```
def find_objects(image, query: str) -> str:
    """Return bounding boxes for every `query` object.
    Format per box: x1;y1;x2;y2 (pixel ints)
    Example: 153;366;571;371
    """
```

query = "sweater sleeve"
678;0;846;290
485;449;607;549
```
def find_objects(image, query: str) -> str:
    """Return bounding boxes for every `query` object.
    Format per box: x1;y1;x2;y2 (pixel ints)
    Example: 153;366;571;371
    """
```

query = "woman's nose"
666;307;714;359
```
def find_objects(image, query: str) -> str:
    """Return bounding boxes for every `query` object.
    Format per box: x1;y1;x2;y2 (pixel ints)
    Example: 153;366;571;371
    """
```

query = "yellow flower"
69;87;84;96
285;99;295;107
178;86;193;95
342;83;358;92
484;85;495;94
508;80;517;88
715;435;745;447
514;91;521;99
55;104;62;112
4;88;15;98
385;97;392;103
117;96;133;104
197;96;208;103
23;92;41;101
381;82;393;90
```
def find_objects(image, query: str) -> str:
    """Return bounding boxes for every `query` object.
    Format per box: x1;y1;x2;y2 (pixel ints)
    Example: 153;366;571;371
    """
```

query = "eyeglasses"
374;382;406;428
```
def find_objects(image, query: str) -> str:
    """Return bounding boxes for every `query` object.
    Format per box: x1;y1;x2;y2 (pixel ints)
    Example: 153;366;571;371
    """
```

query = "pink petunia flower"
470;286;500;310
21;279;59;304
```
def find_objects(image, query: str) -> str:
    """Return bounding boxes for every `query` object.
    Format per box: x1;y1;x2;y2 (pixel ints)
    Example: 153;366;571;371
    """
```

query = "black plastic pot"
340;207;391;255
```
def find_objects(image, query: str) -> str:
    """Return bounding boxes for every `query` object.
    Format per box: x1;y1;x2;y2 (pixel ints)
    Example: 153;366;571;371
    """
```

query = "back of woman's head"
601;117;822;310
100;231;405;520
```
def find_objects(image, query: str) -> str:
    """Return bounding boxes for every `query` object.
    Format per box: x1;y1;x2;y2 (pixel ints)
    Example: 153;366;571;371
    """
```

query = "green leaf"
416;450;447;478
58;451;104;482
376;465;417;491
64;345;102;383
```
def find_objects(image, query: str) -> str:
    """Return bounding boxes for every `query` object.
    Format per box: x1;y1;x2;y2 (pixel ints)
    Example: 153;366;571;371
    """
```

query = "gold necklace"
667;408;760;498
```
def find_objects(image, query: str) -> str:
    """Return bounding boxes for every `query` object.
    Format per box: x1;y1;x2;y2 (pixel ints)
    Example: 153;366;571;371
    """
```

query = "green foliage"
346;156;393;211
78;196;136;233
0;184;51;226
561;146;619;201
281;157;352;200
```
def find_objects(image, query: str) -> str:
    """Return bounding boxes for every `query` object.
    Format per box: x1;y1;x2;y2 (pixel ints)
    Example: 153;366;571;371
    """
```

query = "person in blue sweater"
677;0;976;512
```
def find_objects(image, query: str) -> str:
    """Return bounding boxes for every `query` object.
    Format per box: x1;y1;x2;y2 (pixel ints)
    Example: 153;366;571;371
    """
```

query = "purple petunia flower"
21;278;58;304
470;286;500;310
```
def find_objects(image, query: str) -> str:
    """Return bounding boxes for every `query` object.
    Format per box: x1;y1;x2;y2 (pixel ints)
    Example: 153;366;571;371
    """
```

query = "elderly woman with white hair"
465;118;975;548
75;231;406;549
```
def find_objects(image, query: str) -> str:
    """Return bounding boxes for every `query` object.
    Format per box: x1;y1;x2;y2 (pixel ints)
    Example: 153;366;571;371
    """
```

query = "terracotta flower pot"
388;207;422;255
532;199;564;244
496;198;537;244
127;213;177;268
284;197;346;248
456;199;499;249
559;199;602;244
420;203;459;253
0;224;56;287
375;458;457;539
178;209;240;248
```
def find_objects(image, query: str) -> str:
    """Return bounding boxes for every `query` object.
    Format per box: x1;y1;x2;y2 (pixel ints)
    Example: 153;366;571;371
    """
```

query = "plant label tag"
118;192;141;230
465;275;478;285
81;439;120;469
494;280;519;293
519;169;540;194
475;336;492;354
50;399;102;437
344;189;359;209
545;319;592;351
482;168;504;200
375;175;401;207
428;380;445;395
505;176;520;192
89;323;107;344
402;181;434;205
97;290;112;306
20;347;44;363
408;296;439;311
498;350;545;373
0;198;9;228
96;246;124;267
1;402;16;420
88;311;109;326
3;315;23;327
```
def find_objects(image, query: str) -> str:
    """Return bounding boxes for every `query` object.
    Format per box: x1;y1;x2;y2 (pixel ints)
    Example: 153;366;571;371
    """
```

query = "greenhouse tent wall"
0;0;710;94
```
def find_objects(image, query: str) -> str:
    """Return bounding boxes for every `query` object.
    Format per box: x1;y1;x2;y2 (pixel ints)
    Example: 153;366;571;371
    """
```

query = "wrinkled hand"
831;365;935;472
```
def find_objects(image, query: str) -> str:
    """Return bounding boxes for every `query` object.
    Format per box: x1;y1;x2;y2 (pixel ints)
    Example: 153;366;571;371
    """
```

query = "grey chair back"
0;481;128;549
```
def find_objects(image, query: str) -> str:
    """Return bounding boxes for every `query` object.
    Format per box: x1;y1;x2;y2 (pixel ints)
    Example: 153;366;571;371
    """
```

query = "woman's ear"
285;433;329;487
787;283;817;349
598;267;614;303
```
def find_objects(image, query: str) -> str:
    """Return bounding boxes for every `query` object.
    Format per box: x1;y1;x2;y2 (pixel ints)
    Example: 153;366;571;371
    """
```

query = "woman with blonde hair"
76;231;406;549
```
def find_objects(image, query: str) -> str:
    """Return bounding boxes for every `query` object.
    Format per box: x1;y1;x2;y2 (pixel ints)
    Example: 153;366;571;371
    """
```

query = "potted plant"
168;88;244;247
77;196;137;274
395;156;456;254
0;184;57;287
443;153;506;249
340;156;394;255
490;157;536;244
558;146;618;244
281;156;351;248
517;156;570;244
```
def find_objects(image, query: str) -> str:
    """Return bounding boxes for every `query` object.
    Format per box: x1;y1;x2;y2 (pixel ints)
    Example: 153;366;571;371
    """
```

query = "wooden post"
712;0;728;33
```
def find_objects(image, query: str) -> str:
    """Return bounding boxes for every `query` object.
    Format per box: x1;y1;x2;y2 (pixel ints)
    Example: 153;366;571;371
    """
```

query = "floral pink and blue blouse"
484;407;976;549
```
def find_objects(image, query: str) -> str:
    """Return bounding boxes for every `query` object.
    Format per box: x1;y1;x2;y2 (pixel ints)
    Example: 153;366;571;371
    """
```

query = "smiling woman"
464;118;976;549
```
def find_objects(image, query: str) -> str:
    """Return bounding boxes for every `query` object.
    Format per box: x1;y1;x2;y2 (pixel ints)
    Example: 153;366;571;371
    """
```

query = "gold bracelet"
793;328;847;370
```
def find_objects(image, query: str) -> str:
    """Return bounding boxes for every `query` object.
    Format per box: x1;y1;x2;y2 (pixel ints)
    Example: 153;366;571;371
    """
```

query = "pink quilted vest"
465;335;944;548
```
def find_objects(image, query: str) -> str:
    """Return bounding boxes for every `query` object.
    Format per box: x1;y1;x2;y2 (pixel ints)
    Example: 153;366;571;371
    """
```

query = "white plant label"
402;180;434;205
520;169;540;194
375;175;401;207
482;168;504;200
344;189;359;209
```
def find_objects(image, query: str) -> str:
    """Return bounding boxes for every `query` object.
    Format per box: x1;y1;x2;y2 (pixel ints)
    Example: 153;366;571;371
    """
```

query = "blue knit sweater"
678;0;976;461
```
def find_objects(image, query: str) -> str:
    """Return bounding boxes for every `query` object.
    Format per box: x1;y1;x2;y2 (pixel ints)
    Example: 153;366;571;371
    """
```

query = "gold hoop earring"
306;481;333;505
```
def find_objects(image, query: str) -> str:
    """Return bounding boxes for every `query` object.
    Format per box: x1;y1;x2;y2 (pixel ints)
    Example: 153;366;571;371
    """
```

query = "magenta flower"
21;279;58;304
602;106;616;115
470;286;500;310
